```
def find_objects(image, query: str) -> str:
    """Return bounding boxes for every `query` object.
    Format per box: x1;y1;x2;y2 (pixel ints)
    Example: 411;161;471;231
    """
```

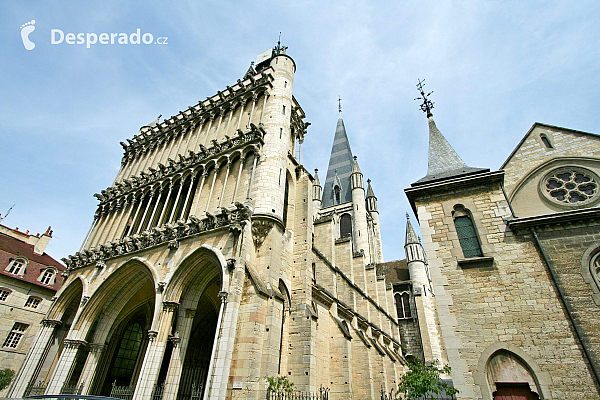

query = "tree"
397;358;458;399
265;376;294;399
0;369;15;391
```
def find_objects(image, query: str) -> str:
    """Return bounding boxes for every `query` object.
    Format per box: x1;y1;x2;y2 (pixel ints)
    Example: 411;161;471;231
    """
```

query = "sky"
1;1;600;263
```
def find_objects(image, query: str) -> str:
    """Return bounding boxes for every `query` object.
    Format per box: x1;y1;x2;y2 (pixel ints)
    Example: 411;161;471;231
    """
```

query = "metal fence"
109;382;134;400
266;386;329;400
380;388;457;400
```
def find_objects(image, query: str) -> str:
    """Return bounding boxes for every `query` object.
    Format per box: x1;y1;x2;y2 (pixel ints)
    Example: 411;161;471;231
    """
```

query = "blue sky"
1;1;599;262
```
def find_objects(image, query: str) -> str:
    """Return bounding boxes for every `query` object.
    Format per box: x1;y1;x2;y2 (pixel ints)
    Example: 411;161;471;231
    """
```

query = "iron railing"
267;386;329;400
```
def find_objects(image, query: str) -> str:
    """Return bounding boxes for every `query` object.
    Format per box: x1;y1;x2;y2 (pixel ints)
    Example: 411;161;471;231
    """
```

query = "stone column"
147;187;163;229
259;92;268;125
298;136;304;164
161;309;196;400
246;152;259;200
202;113;216;146
232;157;245;203
247;93;257;128
191;171;208;216
203;291;228;400
223;104;234;138
128;192;145;236
80;214;99;251
236;100;247;131
8;319;61;398
77;343;105;394
135;190;155;234
218;161;232;208
205;166;219;213
193;119;206;150
132;302;178;400
179;173;197;222
45;339;87;394
167;179;185;224
212;107;225;143
157;183;173;227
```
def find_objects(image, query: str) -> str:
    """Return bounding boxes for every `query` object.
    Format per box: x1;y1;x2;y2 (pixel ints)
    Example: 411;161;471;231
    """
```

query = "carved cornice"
62;203;252;271
94;125;265;207
119;72;273;161
64;339;87;349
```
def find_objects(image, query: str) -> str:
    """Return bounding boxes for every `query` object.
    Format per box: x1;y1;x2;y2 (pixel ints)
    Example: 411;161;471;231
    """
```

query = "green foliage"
265;376;294;396
397;358;458;399
0;369;15;391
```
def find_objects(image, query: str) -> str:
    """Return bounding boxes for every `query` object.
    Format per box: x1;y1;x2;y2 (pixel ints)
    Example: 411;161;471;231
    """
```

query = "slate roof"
0;231;65;291
322;114;354;208
376;259;409;283
412;117;488;186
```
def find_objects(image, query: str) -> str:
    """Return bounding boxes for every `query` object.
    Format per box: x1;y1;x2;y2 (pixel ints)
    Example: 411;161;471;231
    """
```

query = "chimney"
33;226;52;255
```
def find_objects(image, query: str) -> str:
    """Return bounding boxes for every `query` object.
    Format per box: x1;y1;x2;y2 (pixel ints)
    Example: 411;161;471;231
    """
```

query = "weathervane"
273;32;288;55
415;78;434;117
338;96;342;113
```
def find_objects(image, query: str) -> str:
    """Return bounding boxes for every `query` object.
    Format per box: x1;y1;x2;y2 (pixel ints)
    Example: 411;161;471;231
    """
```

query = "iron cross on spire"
338;96;342;113
415;78;434;118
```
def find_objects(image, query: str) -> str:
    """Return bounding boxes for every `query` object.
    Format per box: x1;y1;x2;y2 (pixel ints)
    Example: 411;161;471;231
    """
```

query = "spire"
322;111;354;207
366;179;375;198
351;156;364;189
313;169;322;202
313;168;321;187
412;80;488;186
405;214;420;245
366;179;378;212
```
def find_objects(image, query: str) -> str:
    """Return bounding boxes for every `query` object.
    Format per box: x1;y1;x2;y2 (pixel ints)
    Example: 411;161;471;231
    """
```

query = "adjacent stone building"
404;108;600;399
9;45;403;400
0;221;65;396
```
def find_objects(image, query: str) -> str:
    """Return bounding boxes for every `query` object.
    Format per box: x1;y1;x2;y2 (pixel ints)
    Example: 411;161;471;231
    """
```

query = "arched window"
334;185;341;204
540;134;553;149
6;258;27;275
40;269;56;285
590;252;600;293
394;292;412;319
340;213;352;238
453;206;483;258
283;176;290;227
111;321;144;385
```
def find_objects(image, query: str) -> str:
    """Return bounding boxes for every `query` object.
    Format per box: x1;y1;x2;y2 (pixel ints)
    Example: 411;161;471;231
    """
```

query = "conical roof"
405;214;420;245
322;113;354;207
412;117;488;186
313;169;321;187
366;179;376;198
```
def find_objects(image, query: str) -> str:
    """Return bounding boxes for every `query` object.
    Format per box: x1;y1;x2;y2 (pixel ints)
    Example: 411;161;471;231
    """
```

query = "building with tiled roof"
0;220;65;396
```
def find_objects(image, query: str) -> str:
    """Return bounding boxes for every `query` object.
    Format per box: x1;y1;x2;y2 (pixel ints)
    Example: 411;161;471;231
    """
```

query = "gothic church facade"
9;46;404;400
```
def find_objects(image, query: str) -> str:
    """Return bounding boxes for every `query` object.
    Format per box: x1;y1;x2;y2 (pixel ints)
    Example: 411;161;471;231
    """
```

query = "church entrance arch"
158;247;224;400
67;260;156;396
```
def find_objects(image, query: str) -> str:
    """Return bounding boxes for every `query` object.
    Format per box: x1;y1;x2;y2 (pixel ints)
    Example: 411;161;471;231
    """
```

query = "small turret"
351;156;364;189
366;179;377;213
405;214;426;264
313;169;322;211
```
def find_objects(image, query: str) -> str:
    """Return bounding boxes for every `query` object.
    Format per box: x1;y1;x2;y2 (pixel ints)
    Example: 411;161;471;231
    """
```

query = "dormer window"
40;269;56;285
7;258;26;275
334;186;341;204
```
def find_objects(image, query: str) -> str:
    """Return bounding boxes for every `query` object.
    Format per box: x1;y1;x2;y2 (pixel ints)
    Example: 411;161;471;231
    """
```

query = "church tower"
11;47;403;400
404;81;598;399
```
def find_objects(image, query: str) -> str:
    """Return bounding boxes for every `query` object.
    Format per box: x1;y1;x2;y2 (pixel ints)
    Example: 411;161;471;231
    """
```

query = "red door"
493;383;540;400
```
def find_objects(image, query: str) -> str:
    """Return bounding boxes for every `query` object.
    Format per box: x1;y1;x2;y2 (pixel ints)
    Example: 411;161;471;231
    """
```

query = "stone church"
8;44;403;400
8;44;600;400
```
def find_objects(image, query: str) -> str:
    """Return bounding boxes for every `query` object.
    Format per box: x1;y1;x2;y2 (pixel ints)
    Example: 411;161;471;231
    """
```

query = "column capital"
41;319;62;328
64;339;87;349
218;291;228;303
147;330;158;341
162;300;179;312
88;343;106;353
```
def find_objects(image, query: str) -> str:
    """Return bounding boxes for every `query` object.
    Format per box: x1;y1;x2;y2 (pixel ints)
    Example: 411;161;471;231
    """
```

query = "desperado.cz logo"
20;20;168;50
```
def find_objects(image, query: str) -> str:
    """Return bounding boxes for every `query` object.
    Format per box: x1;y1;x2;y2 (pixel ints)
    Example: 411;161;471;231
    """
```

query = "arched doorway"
158;247;224;400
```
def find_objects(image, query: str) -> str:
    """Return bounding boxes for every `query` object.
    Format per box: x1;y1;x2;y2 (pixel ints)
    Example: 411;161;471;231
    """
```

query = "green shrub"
397;358;458;399
0;369;15;391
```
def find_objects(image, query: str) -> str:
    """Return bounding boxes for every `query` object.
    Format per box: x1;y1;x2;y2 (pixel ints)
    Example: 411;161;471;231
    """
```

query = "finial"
406;212;410;220
353;156;357;160
367;179;371;184
415;78;434;118
273;32;287;55
338;96;342;114
278;32;281;48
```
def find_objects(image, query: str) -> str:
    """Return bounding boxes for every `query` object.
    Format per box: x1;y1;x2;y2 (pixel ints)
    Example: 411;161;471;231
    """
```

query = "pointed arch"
473;342;552;400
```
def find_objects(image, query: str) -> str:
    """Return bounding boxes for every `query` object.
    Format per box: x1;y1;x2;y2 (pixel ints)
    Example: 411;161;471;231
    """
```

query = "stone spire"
322;112;354;207
366;179;377;212
405;213;420;245
351;156;364;189
412;116;488;186
312;169;322;202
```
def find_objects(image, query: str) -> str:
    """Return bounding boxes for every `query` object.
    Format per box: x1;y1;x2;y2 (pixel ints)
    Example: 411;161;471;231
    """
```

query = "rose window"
541;167;599;206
